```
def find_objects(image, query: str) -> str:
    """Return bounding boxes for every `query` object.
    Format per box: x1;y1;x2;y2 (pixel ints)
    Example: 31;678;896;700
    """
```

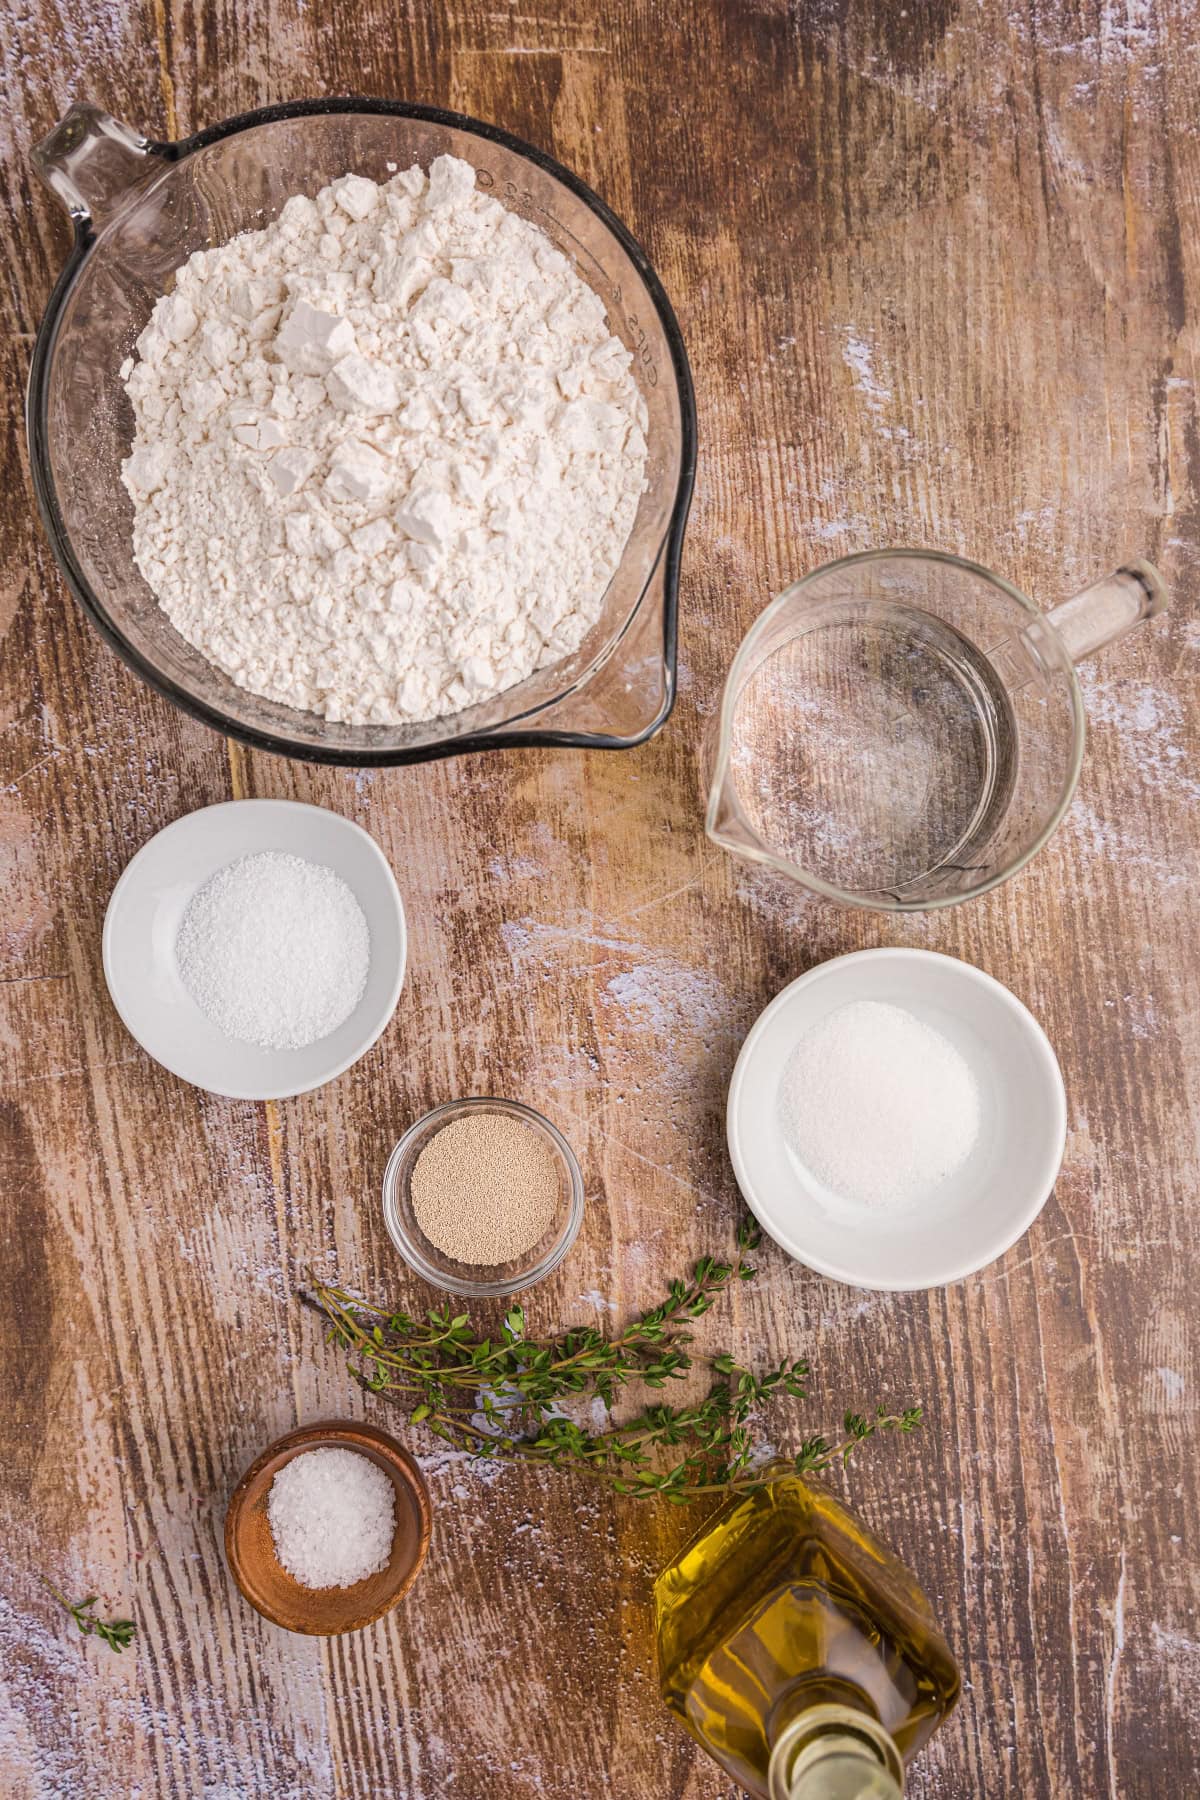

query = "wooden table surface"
2;2;1198;1795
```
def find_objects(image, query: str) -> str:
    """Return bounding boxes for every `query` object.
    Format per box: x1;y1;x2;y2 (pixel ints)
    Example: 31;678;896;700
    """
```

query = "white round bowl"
103;799;406;1100
727;948;1066;1291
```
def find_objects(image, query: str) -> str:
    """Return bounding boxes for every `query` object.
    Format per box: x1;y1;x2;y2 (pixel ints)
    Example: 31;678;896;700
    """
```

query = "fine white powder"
176;851;369;1050
120;154;648;725
267;1447;395;1589
778;999;981;1210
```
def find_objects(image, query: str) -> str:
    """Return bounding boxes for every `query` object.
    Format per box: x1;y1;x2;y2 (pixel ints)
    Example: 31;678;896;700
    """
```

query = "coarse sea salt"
777;999;980;1211
267;1447;395;1589
176;851;369;1050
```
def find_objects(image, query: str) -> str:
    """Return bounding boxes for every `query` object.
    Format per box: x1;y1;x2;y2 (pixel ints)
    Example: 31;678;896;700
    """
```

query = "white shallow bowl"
103;799;406;1100
727;948;1067;1291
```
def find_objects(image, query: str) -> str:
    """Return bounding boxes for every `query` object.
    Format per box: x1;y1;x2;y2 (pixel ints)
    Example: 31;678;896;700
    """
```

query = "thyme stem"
305;1221;921;1502
42;1579;136;1653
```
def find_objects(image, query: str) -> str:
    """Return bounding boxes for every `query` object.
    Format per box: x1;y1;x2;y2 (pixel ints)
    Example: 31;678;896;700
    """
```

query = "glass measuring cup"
27;100;695;766
705;549;1166;910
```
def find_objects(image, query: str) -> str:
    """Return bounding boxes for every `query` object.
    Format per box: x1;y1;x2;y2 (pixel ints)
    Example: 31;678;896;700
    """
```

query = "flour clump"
121;156;648;724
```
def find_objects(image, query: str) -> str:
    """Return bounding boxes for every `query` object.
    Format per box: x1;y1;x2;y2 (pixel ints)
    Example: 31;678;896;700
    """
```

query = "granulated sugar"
267;1447;395;1589
778;999;980;1210
176;851;369;1049
411;1112;561;1265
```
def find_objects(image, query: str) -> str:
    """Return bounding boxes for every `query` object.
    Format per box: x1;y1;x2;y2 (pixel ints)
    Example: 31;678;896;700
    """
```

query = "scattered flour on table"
176;852;369;1049
120;154;648;724
1076;670;1200;801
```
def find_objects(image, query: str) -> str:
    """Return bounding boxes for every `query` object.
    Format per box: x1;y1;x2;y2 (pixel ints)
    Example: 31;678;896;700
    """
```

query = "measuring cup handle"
1041;558;1168;664
31;103;164;232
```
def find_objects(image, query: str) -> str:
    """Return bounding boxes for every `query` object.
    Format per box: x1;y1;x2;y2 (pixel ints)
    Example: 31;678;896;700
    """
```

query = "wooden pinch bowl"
224;1419;432;1635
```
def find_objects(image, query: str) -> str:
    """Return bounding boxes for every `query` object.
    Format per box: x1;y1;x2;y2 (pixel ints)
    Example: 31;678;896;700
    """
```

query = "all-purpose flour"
120;155;648;724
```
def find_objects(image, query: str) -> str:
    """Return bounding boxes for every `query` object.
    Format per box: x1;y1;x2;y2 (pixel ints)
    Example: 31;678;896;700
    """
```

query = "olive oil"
654;1473;959;1798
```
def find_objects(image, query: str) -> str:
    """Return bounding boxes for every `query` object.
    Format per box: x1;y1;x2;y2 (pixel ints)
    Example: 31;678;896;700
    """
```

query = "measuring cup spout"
32;103;163;231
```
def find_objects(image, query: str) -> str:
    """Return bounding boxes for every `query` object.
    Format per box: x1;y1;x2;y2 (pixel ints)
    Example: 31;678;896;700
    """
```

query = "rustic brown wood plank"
1;0;1198;1794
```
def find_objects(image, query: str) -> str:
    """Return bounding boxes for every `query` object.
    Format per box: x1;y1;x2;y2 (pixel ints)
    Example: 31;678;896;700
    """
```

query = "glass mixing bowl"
28;99;696;765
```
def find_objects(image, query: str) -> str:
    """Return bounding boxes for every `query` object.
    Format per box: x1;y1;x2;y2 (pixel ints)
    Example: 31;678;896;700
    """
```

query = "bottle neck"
768;1705;904;1800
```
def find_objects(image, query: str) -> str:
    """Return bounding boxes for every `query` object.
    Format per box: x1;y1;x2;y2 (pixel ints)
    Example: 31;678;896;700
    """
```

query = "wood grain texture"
1;1;1198;1795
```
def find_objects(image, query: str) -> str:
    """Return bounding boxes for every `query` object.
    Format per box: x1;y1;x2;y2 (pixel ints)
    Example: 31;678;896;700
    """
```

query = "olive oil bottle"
654;1472;960;1798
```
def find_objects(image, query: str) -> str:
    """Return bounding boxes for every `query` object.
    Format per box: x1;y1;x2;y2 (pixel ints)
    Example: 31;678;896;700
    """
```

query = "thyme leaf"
42;1579;136;1653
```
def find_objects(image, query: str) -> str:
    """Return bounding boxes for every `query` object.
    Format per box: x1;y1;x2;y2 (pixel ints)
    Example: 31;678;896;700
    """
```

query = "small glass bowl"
382;1097;584;1299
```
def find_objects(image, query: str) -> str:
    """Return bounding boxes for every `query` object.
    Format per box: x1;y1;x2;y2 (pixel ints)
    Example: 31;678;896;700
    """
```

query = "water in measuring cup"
726;602;1018;897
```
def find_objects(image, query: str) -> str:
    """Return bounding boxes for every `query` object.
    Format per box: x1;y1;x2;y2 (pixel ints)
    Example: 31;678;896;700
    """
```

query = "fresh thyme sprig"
305;1221;922;1501
42;1580;136;1653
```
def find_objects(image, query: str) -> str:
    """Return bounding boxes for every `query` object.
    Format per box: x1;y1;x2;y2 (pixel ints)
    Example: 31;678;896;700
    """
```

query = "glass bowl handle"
31;102;163;231
989;556;1167;690
1040;557;1167;662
